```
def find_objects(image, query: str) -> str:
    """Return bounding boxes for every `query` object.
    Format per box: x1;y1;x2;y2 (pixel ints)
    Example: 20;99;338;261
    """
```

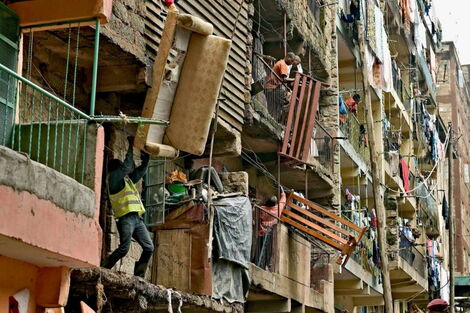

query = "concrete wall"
0;256;39;313
9;0;113;27
437;43;470;275
13;123;104;193
0;145;95;217
0;126;104;268
0;256;72;313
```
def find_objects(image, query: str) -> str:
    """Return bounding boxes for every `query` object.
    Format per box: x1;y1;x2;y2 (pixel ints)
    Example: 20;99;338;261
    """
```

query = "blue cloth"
431;130;439;161
339;95;348;114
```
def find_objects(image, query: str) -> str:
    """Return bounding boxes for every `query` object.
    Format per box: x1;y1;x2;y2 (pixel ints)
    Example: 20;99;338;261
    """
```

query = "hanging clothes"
258;192;286;236
359;124;368;147
431;129;439;162
442;195;449;229
339;95;348;114
370;209;377;228
371;59;383;89
382;35;393;92
389;151;400;177
400;157;411;195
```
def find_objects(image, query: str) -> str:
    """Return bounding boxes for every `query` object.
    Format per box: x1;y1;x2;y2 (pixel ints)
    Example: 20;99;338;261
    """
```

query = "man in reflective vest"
103;136;154;277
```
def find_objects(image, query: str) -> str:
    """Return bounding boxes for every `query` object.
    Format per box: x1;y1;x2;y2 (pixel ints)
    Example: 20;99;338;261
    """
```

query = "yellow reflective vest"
109;176;146;218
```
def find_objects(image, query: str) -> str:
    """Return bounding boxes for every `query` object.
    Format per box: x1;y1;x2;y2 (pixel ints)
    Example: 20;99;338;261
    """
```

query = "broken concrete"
0;146;95;218
67;268;244;313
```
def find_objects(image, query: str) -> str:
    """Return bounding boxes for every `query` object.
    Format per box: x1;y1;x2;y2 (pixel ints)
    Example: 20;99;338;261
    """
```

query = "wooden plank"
281;216;343;251
135;10;178;150
156;229;191;292
290;75;308;156
80;301;96;313
289;193;363;232
296;78;314;160
281;74;301;154
282;209;348;245
302;81;322;161
286;201;353;238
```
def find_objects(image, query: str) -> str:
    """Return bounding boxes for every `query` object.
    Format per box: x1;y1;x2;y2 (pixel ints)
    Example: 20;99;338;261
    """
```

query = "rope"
166;289;173;313
72;24;81;106
63;25;72;100
380;131;450;199
27;29;34;80
173;291;183;313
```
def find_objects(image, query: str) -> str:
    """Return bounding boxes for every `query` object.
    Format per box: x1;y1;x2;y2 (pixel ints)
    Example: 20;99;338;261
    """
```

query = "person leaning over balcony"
103;136;154;277
288;55;303;78
264;52;296;90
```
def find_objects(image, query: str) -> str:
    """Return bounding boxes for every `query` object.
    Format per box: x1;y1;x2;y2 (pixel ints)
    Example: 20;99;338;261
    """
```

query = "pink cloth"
259;192;286;236
400;158;411;195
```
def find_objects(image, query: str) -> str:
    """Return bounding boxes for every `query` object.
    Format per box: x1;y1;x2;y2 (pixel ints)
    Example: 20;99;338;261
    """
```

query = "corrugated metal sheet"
145;0;251;131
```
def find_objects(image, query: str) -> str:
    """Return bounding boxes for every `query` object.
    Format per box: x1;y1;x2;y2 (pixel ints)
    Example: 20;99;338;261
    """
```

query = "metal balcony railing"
339;112;370;163
0;63;167;185
0;63;92;184
312;122;335;172
392;65;412;112
252;53;291;124
251;204;279;271
399;232;427;278
340;211;381;278
417;53;437;102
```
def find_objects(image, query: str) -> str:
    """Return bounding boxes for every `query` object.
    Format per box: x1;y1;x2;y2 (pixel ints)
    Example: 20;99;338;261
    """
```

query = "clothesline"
380;130;450;197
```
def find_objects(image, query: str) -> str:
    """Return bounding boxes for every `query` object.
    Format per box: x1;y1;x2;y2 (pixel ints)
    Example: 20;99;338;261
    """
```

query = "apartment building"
0;0;462;313
437;42;470;276
336;0;450;312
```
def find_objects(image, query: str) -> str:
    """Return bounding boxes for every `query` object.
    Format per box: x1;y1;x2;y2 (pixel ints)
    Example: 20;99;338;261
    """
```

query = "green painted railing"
0;63;168;186
0;62;92;184
340;112;370;163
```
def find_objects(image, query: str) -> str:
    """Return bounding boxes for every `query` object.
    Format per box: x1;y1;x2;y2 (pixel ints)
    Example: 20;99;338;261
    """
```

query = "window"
464;163;469;184
458;69;465;88
143;158;166;227
0;3;19;145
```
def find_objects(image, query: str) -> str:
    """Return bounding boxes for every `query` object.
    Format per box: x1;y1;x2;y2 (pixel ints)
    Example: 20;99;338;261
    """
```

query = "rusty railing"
280;72;322;163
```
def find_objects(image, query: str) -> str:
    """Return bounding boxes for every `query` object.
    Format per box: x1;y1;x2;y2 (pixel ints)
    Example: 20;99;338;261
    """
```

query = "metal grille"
144;157;166;227
0;3;19;71
1;63;92;184
399;232;427;278
0;3;19;144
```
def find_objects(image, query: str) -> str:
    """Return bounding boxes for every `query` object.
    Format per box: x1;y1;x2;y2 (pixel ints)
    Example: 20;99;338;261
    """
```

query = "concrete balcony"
417;52;437;104
383;160;417;219
249;224;334;313
7;0;113;28
334;258;384;310
0;138;103;268
389;234;428;299
0;139;103;311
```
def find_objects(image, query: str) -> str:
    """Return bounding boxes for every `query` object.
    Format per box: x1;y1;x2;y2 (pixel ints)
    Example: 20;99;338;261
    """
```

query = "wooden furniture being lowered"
281;193;367;266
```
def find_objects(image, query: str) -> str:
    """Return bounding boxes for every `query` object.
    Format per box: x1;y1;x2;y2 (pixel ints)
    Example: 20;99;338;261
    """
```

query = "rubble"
67;268;244;313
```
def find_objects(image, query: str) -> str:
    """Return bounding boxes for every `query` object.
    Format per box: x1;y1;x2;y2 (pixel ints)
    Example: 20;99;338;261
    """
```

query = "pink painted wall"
9;0;114;27
0;125;105;268
0;185;102;267
0;256;38;313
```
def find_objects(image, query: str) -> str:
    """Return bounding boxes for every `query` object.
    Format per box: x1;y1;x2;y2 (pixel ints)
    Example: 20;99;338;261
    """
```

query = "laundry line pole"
356;22;394;313
448;123;455;313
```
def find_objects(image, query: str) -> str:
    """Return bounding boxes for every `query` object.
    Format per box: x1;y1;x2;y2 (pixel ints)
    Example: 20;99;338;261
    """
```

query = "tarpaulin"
212;195;252;303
